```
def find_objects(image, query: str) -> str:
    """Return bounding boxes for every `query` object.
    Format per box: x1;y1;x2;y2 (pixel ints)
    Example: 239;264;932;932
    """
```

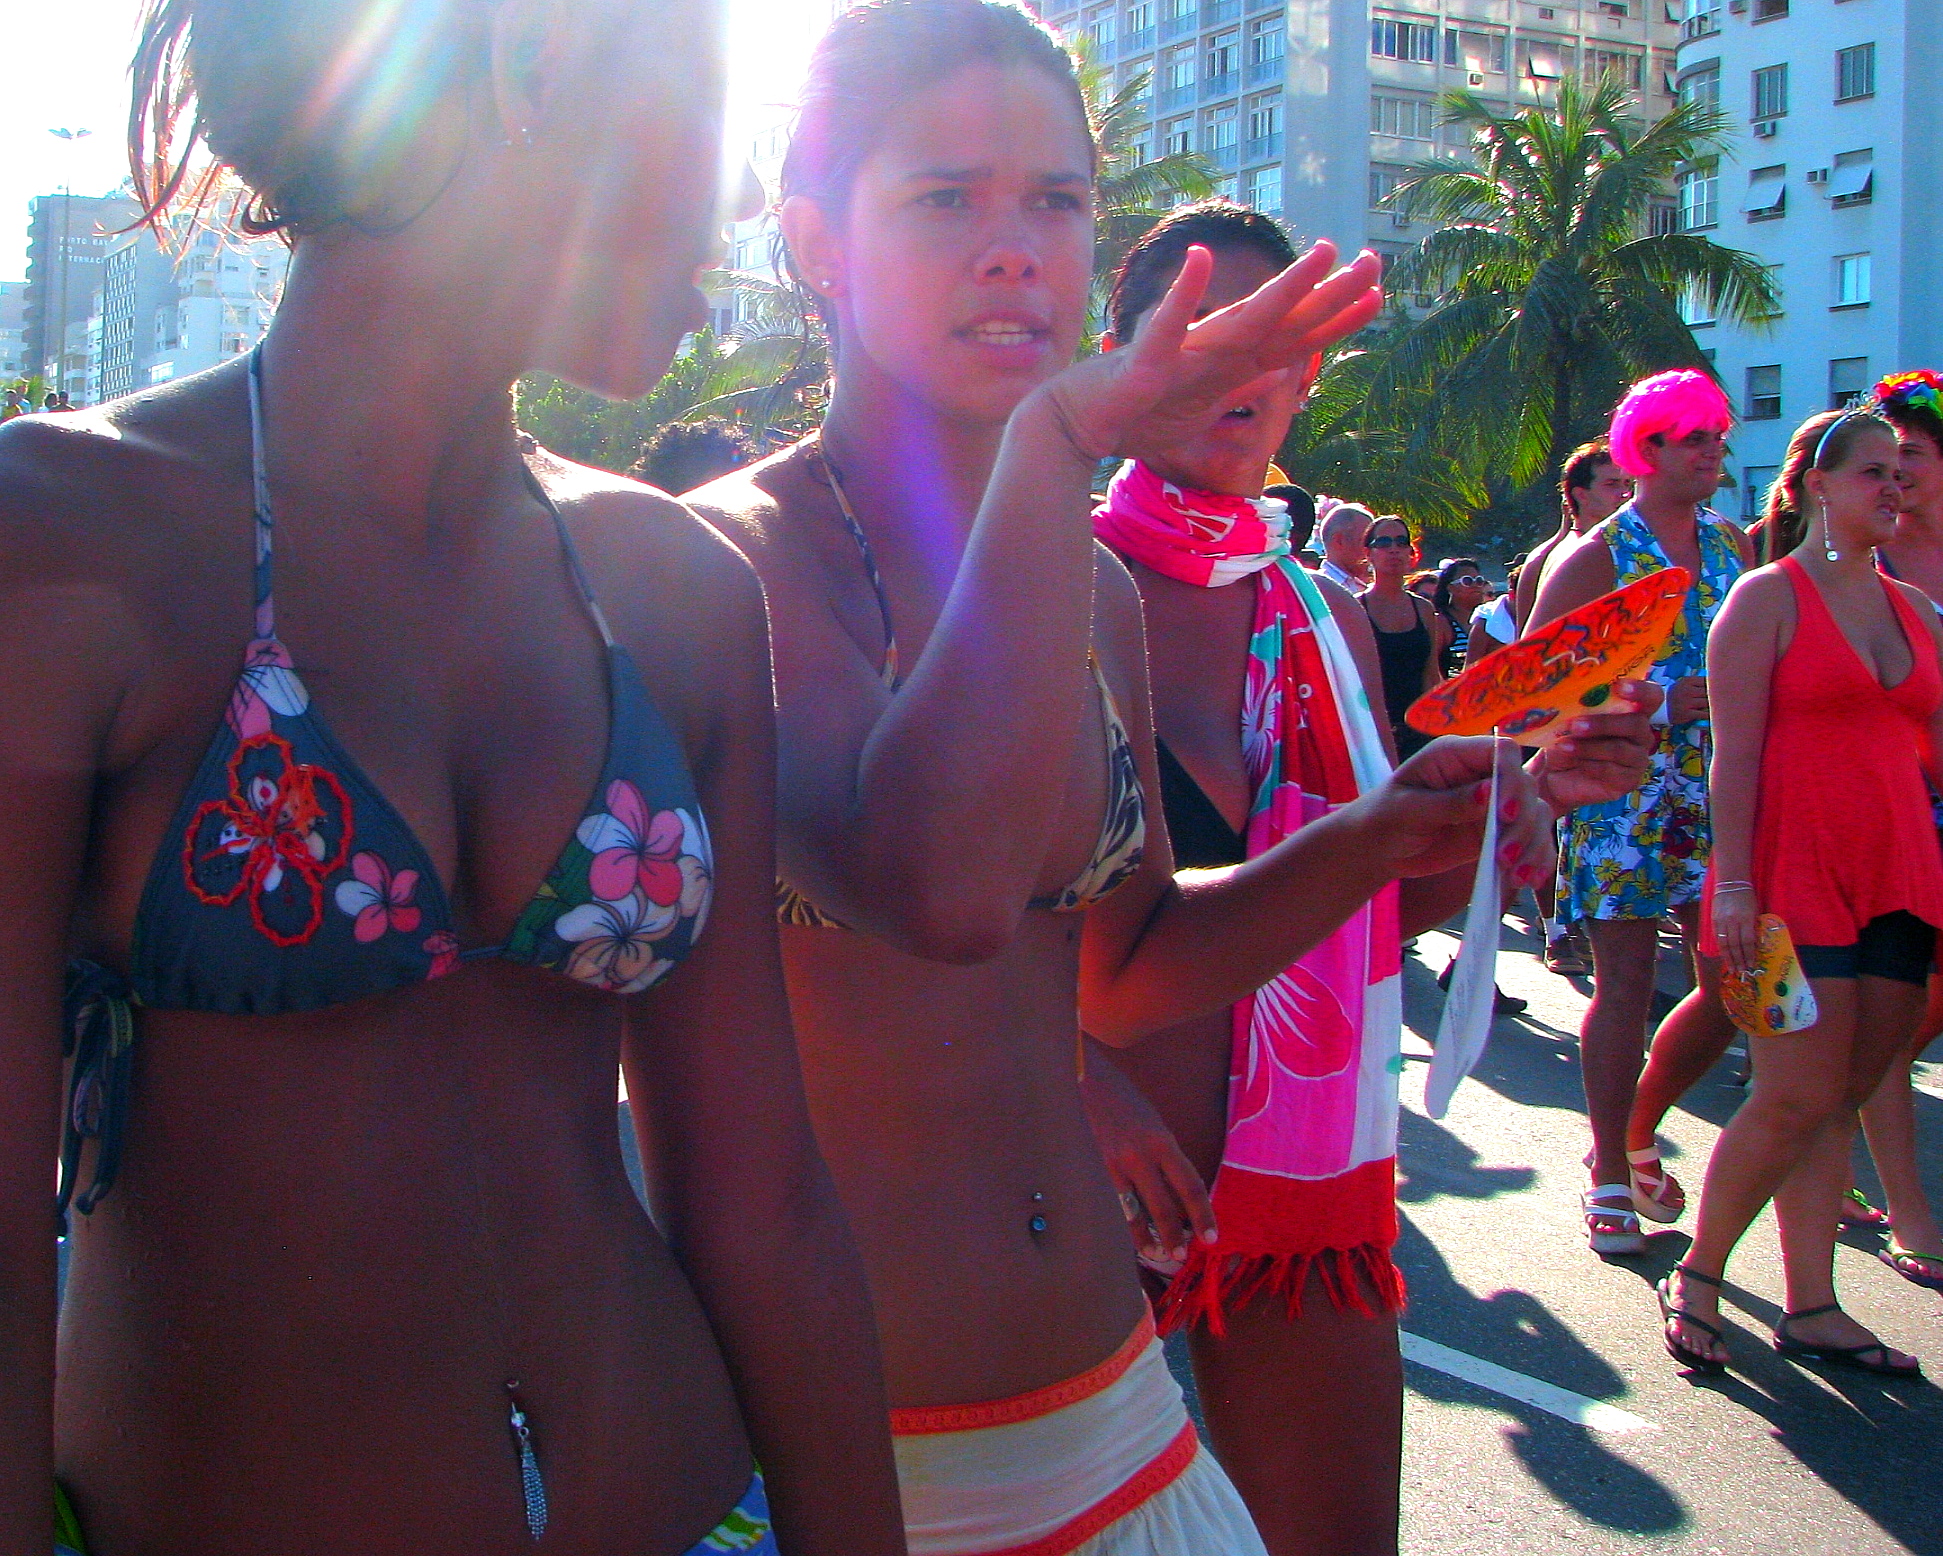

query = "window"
1752;63;1788;120
1679;161;1719;229
1830;147;1874;205
1163;117;1192;156
1754;0;1789;18
1829;357;1870;410
1650;200;1679;236
1600;2;1628;15
1204;104;1238;152
1214;175;1239;202
1584;49;1644;89
1679;284;1716;327
1742;466;1776;522
1836;43;1875;103
1244;18;1283;83
1125;1;1155;43
1833;252;1871;307
1243;165;1283;215
1680;64;1720;112
1208;29;1240;80
1742;164;1786;220
1760;262;1784;317
1371;94;1437;140
1523;43;1566;82
1247;94;1283;145
1746;365;1782;421
1371;18;1436;63
1129;133;1152;166
1369;164;1409;209
1166;47;1196;91
1085;6;1116;51
1445;28;1506;73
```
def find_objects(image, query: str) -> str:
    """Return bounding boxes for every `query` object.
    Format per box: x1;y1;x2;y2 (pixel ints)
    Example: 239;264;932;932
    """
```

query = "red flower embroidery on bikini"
182;732;354;947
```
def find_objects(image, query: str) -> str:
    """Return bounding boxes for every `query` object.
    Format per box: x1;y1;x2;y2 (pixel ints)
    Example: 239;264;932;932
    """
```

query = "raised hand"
1035;242;1385;465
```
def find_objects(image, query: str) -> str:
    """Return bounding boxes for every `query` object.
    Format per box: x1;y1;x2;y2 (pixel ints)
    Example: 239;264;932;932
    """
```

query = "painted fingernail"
1474;782;1491;804
1499;843;1519;868
1501;797;1522;822
1202;1228;1221;1244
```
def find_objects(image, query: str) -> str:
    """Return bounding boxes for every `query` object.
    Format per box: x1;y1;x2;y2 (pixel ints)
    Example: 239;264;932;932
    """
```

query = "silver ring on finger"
1119;1192;1141;1220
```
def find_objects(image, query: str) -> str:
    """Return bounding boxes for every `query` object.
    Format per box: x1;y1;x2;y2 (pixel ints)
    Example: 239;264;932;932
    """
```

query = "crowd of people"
0;2;1934;1555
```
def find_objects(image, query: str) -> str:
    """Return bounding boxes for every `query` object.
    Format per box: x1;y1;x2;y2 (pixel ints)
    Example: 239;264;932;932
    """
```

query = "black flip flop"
1773;1303;1923;1377
1656;1265;1729;1375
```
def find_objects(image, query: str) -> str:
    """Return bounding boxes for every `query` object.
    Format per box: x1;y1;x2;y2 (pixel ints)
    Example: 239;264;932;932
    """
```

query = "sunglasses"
1450;575;1487;587
1367;534;1413;550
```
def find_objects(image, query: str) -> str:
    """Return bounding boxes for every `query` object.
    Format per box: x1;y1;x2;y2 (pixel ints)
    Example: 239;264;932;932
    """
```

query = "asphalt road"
1381;904;1943;1556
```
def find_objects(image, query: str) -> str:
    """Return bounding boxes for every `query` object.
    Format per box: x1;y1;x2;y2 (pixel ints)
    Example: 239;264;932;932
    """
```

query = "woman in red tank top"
1656;411;1943;1378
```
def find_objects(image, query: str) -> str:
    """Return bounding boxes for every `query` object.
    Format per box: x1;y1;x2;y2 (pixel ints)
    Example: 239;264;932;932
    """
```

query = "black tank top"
1364;595;1433;756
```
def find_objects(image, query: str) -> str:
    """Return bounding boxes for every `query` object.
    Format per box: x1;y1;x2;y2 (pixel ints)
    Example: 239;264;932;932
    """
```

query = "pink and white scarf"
1095;463;1405;1331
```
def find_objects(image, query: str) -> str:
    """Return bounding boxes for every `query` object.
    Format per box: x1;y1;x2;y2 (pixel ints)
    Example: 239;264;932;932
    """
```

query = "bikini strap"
813;438;901;687
520;463;620;651
248;348;616;654
246;346;276;640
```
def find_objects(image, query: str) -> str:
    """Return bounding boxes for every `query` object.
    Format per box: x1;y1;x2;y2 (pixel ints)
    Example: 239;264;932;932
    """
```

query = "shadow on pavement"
1597;1231;1943;1550
1396;1107;1535;1204
1395;1214;1688;1536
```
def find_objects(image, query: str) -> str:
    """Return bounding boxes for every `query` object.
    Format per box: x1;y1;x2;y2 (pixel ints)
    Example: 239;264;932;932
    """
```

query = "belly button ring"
1029;1191;1047;1236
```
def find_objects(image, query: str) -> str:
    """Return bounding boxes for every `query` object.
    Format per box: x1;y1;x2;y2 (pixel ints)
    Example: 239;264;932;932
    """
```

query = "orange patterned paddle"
1719;914;1819;1037
1406;567;1692;747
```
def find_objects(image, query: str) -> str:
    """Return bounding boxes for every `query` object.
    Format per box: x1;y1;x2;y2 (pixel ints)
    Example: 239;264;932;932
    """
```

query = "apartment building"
0;282;26;383
1033;1;1679;260
1672;0;1941;517
22;192;142;389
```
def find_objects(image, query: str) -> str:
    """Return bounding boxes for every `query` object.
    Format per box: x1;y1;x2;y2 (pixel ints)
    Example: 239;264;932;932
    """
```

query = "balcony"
1124;26;1157;53
1243;132;1284;163
1246;0;1278;11
1203;0;1240;21
1681;13;1719;41
1159;83;1198;112
1206;143;1239;171
1161;9;1197;42
1205;70;1239;97
1245;56;1283;86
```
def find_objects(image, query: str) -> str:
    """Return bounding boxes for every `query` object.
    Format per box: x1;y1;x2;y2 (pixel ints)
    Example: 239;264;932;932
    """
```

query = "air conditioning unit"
1469;72;1485;85
1728;0;1748;12
1806;167;1830;184
1752;119;1778;138
1392;212;1411;228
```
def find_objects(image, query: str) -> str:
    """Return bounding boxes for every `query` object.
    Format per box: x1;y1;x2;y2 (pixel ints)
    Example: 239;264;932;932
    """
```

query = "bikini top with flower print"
58;348;712;1223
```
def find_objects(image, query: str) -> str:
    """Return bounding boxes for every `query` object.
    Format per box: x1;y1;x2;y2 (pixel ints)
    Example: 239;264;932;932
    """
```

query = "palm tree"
1275;337;1485;528
1372;73;1777;493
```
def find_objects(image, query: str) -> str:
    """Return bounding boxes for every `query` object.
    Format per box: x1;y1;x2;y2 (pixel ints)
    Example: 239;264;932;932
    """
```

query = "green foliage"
1357;73;1775;534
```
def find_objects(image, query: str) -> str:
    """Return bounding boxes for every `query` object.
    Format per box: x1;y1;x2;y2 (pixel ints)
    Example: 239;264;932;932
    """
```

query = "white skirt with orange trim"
890;1313;1266;1556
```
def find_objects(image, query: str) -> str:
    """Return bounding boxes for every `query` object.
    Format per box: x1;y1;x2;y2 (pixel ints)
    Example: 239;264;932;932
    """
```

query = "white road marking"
1401;1331;1658;1434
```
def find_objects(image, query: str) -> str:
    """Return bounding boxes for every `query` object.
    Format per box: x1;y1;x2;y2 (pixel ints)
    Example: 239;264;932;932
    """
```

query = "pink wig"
1607;370;1733;479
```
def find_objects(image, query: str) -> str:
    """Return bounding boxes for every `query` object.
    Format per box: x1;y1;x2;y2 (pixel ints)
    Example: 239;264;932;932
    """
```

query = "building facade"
1672;0;1941;518
22;193;142;390
0;282;26;384
1033;1;1679;261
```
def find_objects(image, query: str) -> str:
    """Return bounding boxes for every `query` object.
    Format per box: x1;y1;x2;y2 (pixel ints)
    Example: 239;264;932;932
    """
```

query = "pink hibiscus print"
333;851;423;942
423;931;460;980
577;781;687;906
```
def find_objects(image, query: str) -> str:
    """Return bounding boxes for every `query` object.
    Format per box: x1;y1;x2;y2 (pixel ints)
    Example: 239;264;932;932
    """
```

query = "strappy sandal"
1773;1304;1923;1377
1627;1147;1686;1225
1840;1187;1892;1230
1656;1264;1729;1374
1878;1241;1943;1293
1583;1184;1646;1255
